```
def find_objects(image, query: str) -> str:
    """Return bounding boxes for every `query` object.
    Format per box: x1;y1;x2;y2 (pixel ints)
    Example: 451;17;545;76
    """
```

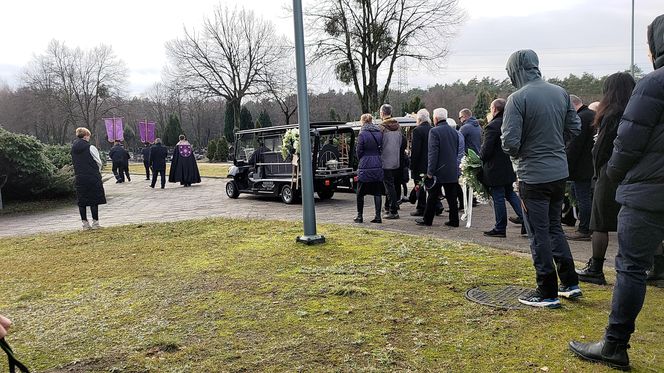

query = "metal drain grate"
465;285;533;310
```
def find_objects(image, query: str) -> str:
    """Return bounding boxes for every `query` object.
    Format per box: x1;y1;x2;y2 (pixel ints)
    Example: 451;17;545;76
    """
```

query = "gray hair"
570;94;582;107
380;104;393;117
433;108;448;122
416;108;430;124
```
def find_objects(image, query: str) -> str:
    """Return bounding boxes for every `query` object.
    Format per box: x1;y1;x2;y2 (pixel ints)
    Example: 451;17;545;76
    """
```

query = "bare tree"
23;40;127;144
308;0;464;112
264;51;299;125
166;6;285;134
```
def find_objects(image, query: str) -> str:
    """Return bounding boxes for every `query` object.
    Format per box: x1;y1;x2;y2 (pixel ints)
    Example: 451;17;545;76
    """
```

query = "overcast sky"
0;0;662;96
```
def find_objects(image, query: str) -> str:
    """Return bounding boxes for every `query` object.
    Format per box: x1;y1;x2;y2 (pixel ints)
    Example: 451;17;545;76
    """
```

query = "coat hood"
361;123;382;132
71;138;90;155
381;117;400;131
506;49;542;89
648;14;664;69
464;117;480;127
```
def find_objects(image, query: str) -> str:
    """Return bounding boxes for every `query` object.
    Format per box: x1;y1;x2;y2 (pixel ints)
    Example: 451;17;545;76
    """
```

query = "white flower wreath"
281;128;300;160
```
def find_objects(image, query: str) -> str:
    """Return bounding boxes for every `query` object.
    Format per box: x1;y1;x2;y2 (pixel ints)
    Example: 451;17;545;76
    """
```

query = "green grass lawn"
123;162;230;178
0;219;662;372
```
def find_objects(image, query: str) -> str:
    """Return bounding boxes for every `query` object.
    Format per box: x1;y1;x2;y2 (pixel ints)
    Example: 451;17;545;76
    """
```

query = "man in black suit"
415;108;463;227
149;138;168;189
108;141;128;183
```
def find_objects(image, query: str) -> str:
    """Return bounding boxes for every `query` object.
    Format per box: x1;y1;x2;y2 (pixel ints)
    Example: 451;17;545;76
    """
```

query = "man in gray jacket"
380;104;405;219
501;49;582;309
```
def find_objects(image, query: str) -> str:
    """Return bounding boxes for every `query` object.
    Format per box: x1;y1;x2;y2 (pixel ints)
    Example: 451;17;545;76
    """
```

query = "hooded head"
506;49;542;89
647;14;664;70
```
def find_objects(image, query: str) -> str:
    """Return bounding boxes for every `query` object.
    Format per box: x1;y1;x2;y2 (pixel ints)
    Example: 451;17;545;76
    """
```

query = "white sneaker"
91;220;101;229
82;220;91;230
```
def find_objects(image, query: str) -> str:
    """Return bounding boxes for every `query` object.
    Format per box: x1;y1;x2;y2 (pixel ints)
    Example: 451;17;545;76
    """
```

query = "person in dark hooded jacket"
108;141;128;183
569;14;664;371
71;127;106;229
501;49;582;309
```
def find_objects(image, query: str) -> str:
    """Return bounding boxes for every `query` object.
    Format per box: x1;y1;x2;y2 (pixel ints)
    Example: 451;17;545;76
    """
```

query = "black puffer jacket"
606;14;664;212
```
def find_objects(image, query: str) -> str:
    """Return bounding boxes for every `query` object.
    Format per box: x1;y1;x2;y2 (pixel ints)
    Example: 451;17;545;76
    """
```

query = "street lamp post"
292;0;325;245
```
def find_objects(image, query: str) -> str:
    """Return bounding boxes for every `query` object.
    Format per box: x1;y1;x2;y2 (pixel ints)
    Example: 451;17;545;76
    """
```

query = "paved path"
0;176;617;266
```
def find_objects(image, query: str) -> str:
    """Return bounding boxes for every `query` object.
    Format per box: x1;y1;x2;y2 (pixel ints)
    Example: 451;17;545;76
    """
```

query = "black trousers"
423;182;458;225
79;205;99;221
412;175;427;211
519;179;578;299
143;161;151;179
112;161;125;182
151;169;166;188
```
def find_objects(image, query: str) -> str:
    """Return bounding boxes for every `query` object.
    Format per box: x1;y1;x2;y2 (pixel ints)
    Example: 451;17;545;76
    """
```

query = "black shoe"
566;231;592;241
435;208;443;216
353;216;363;223
415;218;431;226
509;216;523;225
370;217;382;223
520;225;527;236
569;339;630;371
410;210;424;217
145;178;150;180
576;258;607;285
483;229;506;238
444;221;459;227
384;213;399;219
518;289;561;308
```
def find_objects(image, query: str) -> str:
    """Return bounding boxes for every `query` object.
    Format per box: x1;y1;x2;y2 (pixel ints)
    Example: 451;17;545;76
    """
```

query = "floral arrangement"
460;149;490;201
281;128;300;160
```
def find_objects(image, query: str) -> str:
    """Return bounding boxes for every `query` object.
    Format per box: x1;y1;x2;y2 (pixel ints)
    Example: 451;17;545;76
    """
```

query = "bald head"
491;98;506;114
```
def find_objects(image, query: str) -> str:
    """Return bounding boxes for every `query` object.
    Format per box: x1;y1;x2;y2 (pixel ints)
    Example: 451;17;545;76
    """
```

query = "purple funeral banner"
104;117;124;142
138;120;156;143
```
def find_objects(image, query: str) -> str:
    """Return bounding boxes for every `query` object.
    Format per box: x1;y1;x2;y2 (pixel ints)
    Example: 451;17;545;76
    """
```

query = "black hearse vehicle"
226;122;356;204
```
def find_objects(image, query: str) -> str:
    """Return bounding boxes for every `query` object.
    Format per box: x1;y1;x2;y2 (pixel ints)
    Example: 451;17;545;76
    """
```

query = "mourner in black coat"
149;138;169;189
168;135;201;187
71;127;106;229
409;109;432;215
141;143;152;180
565;96;596;239
480;99;523;237
109;141;129;183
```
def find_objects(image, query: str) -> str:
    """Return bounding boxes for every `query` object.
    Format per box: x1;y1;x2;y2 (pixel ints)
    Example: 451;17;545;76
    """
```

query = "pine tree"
164;114;184;146
216;137;229;161
239;106;253;131
471;89;494;125
224;104;236;143
401;96;426;115
258;109;272;127
207;139;217;162
329;108;340;121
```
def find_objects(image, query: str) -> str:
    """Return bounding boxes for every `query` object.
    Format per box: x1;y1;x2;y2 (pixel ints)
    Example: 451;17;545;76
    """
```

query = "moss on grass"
0;219;662;372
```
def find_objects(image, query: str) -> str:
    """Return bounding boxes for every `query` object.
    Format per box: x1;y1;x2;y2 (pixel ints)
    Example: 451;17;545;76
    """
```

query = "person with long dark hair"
71;127;106;229
576;72;636;285
355;114;384;223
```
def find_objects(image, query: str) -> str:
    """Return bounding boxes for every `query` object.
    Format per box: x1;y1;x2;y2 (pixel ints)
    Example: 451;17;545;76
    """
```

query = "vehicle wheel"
317;188;335;200
281;184;296;204
226;181;240;199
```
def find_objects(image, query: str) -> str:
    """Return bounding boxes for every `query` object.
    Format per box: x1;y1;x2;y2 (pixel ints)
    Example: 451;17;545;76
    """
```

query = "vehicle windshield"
235;132;283;162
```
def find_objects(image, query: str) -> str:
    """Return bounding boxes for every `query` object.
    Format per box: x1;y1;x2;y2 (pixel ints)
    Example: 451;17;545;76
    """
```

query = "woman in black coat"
480;98;524;237
71;127;106;229
576;72;636;285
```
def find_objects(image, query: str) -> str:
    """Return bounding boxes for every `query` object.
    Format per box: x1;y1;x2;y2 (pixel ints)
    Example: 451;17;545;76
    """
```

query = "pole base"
296;235;326;245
